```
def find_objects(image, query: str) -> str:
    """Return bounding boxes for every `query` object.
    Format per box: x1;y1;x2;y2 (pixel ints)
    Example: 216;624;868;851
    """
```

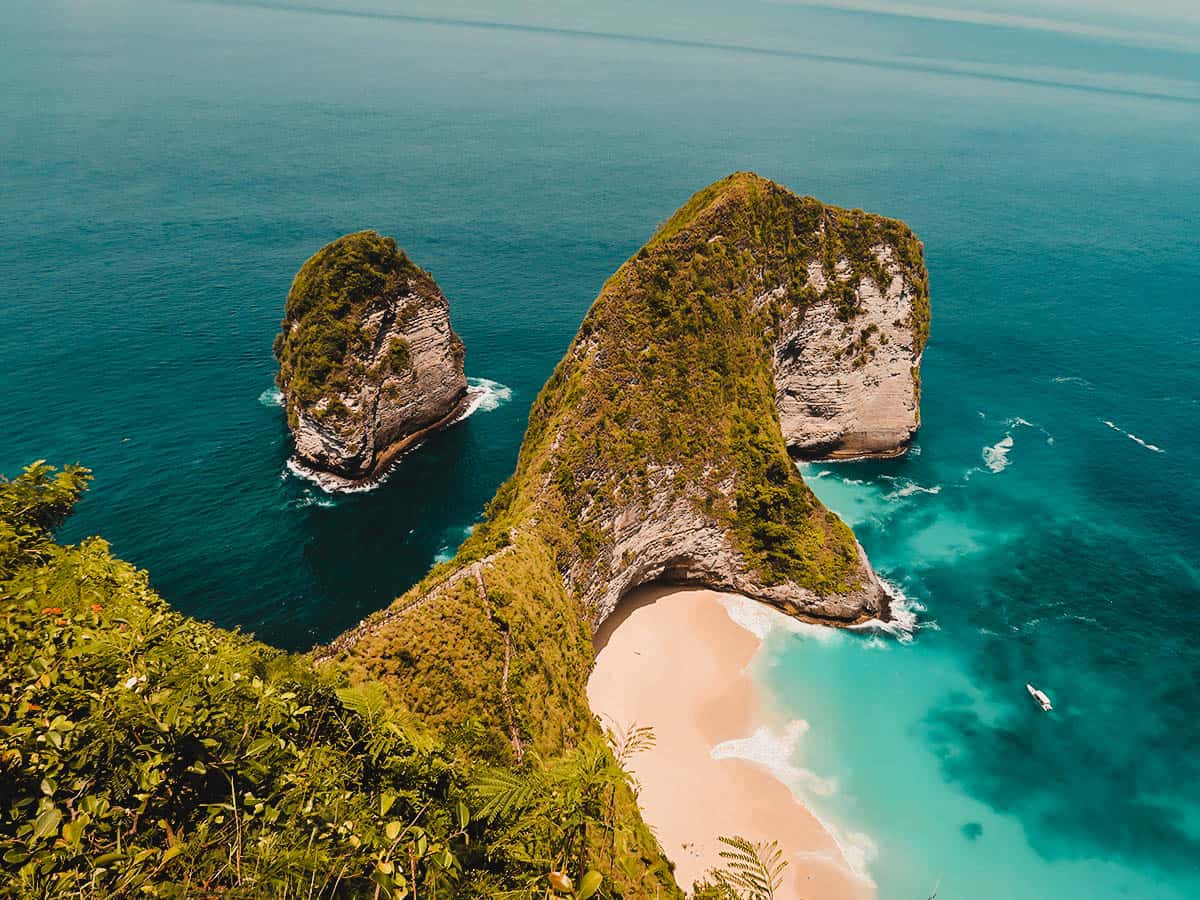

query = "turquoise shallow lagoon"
3;0;1199;896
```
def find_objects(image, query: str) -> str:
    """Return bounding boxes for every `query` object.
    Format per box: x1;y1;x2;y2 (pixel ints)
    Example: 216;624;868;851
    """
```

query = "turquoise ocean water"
3;1;1199;896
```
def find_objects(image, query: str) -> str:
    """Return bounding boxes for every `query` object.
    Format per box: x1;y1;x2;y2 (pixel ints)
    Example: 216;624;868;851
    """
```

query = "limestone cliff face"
274;231;468;486
575;466;885;625
775;249;927;459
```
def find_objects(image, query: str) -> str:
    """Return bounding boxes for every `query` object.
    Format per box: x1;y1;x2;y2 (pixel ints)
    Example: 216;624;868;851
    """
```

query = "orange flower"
90;604;104;613
41;607;62;615
56;618;69;626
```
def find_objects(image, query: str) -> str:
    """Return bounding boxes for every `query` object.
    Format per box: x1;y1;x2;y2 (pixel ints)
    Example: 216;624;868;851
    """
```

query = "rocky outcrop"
317;176;929;898
274;231;469;487
775;250;927;460
572;466;887;625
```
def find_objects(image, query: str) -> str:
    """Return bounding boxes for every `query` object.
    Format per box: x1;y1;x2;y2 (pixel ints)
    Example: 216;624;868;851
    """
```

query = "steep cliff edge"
774;211;929;459
274;231;469;486
325;173;930;759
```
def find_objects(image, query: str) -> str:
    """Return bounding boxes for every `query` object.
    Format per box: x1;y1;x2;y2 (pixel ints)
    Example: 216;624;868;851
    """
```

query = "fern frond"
472;768;542;821
708;835;789;899
607;721;657;765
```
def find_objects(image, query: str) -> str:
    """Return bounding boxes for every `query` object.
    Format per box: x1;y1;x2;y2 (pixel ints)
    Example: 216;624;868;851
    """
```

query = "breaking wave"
283;377;511;494
849;578;926;644
451;377;513;423
884;479;941;499
981;416;1054;473
285;455;413;494
711;722;878;885
719;594;842;644
1103;420;1164;453
712;720;836;796
982;434;1014;473
284;489;337;509
433;524;476;565
258;386;284;407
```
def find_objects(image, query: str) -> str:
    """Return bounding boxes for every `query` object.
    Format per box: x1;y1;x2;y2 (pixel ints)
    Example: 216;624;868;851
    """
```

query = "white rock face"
285;282;467;487
775;248;922;459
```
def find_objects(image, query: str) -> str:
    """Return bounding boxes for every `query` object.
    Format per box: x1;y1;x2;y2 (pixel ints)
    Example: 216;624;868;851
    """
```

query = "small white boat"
1026;683;1053;711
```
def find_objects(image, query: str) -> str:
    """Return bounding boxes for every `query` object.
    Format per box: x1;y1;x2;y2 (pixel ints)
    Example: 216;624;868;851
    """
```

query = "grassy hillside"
0;464;673;897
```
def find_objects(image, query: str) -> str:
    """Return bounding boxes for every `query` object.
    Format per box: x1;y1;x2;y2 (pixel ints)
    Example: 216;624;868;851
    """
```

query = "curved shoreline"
588;585;874;899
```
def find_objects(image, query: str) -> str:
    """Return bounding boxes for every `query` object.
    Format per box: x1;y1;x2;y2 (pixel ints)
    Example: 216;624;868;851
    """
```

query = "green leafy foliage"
0;461;91;576
471;735;656;899
694;835;789;899
0;465;666;897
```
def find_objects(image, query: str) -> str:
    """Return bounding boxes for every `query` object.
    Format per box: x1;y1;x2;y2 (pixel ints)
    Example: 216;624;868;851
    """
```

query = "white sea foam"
451;377;513;423
258;386;284;407
712;721;837;796
1011;416;1054;445
711;722;878;885
1103;420;1164;453
719;594;841;643
850;579;924;643
433;524;476;565
716;596;889;885
982;434;1014;472
285;454;415;494
283;376;512;494
285;490;336;509
980;415;1056;473
885;479;941;500
1051;375;1093;388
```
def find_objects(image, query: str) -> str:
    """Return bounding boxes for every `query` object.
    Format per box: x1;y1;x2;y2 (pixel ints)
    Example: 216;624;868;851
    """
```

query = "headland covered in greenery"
1;173;927;897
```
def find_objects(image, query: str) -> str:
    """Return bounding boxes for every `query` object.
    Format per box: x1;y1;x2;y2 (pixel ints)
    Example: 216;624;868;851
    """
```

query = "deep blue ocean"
3;1;1198;896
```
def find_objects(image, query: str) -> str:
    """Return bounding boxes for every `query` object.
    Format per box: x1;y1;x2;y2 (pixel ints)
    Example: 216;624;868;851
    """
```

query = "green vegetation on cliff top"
273;230;440;429
334;170;928;820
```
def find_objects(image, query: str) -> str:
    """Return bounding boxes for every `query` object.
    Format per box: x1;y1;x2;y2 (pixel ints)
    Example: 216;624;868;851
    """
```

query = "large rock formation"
274;231;469;486
326;174;930;762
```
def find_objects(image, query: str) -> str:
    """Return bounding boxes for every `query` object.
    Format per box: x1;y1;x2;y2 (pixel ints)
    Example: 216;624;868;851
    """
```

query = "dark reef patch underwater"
2;0;1199;896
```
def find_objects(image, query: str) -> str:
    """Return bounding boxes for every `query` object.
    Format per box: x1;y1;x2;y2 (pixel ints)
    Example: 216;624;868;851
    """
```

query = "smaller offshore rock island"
273;230;471;487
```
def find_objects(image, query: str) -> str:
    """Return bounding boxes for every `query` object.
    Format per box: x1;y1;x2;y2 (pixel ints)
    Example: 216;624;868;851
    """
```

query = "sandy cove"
588;586;872;900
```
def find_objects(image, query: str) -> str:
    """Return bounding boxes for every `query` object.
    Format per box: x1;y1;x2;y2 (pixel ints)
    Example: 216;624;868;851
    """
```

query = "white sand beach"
588;586;872;899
